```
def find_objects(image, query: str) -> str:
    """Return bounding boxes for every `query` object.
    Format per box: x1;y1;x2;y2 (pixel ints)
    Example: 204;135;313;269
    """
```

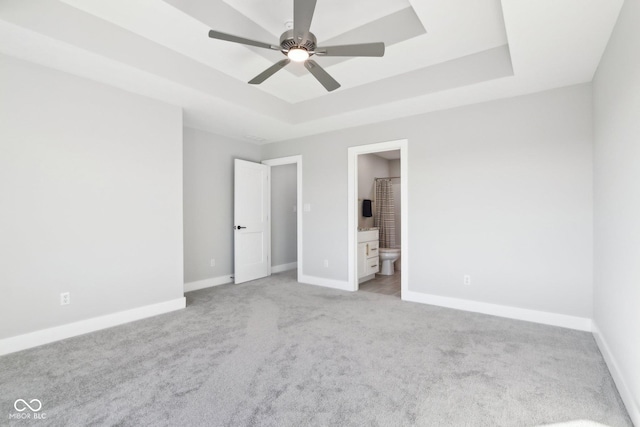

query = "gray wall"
357;154;390;229
262;84;593;318
271;164;297;267
183;127;261;283
262;136;349;281
593;0;640;421
0;55;184;339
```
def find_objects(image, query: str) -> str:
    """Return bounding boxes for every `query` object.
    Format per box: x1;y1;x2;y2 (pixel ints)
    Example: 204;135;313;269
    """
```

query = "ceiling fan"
207;0;385;92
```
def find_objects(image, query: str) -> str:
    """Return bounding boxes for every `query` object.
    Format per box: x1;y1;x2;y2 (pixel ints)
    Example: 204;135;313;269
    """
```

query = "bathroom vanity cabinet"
358;229;379;282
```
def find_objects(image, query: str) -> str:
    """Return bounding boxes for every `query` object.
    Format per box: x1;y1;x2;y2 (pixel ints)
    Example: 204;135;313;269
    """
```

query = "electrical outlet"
464;275;471;286
324;259;329;268
60;292;70;305
210;258;216;268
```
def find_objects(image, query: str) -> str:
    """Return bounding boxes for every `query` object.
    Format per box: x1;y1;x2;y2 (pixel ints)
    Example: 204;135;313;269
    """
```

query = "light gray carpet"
0;270;632;426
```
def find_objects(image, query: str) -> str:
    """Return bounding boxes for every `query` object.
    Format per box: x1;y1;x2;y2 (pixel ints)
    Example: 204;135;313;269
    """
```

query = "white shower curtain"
374;179;396;248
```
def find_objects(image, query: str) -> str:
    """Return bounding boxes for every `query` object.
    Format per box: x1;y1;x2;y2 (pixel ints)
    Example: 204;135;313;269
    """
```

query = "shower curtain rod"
374;176;400;180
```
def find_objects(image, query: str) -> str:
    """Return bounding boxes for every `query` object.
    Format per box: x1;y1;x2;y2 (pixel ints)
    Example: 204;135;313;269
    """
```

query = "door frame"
348;140;408;295
262;155;303;283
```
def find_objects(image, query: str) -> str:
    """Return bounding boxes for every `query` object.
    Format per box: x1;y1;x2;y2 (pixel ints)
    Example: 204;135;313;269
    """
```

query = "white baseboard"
272;262;298;274
184;275;233;292
592;322;639;426
299;274;352;292
0;297;186;356
402;290;592;331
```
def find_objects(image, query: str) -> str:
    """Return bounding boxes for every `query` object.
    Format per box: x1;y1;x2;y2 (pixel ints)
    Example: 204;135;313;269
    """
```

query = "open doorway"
262;156;303;283
357;151;402;297
271;163;297;273
348;140;408;298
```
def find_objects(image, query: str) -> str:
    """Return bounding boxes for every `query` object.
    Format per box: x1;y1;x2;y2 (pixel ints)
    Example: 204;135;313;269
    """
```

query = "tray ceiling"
0;0;624;143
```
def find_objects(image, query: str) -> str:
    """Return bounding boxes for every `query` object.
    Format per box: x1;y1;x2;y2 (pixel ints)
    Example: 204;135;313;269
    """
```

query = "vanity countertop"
358;229;379;243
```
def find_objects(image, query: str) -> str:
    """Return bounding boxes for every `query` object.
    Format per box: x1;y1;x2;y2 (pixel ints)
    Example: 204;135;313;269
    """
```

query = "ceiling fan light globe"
287;48;309;62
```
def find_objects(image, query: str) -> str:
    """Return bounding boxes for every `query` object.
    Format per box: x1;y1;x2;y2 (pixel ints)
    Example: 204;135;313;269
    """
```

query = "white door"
234;159;270;284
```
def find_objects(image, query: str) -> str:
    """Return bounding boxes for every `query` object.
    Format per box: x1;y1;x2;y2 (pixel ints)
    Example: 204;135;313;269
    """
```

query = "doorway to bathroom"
347;140;408;298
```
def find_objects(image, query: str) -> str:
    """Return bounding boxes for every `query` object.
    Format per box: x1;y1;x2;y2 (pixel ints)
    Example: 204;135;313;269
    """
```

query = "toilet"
378;247;401;275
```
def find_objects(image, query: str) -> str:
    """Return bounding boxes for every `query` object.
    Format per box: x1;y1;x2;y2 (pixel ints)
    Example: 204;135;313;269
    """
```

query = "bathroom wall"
357;154;390;229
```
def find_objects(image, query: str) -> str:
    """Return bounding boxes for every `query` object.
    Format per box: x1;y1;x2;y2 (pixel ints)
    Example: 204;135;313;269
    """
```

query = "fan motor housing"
280;30;317;55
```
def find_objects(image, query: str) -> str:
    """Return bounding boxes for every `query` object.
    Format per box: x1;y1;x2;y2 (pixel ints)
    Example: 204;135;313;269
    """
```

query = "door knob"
235;225;247;230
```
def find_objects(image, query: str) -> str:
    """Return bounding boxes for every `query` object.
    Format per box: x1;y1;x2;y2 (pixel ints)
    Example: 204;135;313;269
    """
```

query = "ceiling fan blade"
304;60;340;92
208;30;280;51
293;0;317;43
315;42;385;57
248;59;291;85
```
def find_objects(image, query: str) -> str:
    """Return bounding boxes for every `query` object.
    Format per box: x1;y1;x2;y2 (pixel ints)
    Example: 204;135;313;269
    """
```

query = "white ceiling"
0;0;624;144
222;0;411;41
